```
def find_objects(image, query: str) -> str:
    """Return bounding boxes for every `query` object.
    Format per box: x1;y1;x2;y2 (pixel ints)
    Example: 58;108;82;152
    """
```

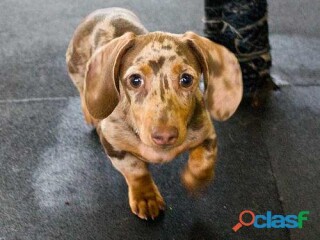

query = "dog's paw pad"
129;184;165;220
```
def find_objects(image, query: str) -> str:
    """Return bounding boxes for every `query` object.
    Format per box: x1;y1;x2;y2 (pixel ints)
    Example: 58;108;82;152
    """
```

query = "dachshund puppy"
66;8;242;220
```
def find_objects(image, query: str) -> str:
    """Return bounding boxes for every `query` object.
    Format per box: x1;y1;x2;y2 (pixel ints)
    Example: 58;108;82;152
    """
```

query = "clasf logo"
232;210;309;232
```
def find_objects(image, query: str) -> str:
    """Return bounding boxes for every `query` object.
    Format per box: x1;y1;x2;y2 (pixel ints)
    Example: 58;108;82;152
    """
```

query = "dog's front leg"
181;129;218;192
98;130;165;220
110;155;165;220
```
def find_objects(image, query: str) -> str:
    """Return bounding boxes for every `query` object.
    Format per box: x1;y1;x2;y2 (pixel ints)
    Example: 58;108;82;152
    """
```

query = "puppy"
66;8;242;220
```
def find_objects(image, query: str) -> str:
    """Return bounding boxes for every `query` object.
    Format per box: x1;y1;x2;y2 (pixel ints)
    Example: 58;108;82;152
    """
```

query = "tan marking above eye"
172;63;183;75
139;64;153;77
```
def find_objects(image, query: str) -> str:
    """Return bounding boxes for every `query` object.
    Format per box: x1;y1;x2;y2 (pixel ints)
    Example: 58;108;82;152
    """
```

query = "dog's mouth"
146;140;183;150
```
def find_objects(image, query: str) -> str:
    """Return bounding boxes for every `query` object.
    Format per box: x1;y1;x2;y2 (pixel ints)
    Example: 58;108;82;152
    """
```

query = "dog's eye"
129;74;143;88
180;73;193;88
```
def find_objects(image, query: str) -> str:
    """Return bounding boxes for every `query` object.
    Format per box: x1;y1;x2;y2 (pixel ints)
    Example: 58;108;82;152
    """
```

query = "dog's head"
84;32;242;148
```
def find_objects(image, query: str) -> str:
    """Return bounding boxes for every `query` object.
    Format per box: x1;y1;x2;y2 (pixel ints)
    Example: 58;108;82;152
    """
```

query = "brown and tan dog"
66;8;242;220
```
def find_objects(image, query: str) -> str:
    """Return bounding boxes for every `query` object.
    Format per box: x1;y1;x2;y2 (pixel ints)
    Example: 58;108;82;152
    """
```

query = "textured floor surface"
0;0;319;239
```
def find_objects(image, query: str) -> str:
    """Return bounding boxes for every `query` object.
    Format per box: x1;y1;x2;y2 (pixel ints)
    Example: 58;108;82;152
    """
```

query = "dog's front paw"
128;180;165;220
181;165;213;192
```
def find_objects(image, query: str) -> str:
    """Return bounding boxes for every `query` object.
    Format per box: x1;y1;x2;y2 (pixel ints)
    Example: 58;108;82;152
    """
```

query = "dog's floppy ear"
84;32;135;119
183;32;243;121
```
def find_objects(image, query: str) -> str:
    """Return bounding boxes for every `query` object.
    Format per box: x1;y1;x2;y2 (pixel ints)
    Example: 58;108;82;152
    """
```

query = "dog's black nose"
151;126;178;146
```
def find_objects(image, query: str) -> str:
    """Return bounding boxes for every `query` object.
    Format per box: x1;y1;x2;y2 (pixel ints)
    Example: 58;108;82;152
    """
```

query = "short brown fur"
66;8;242;220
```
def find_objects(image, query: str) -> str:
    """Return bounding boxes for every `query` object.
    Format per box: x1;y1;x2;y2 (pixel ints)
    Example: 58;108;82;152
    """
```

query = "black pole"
204;0;278;107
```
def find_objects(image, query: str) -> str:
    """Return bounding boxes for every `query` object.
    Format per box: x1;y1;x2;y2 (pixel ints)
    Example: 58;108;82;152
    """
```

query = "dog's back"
66;8;147;92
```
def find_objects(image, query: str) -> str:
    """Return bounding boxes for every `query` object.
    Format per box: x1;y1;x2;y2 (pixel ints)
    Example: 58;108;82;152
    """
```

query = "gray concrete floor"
0;1;319;239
